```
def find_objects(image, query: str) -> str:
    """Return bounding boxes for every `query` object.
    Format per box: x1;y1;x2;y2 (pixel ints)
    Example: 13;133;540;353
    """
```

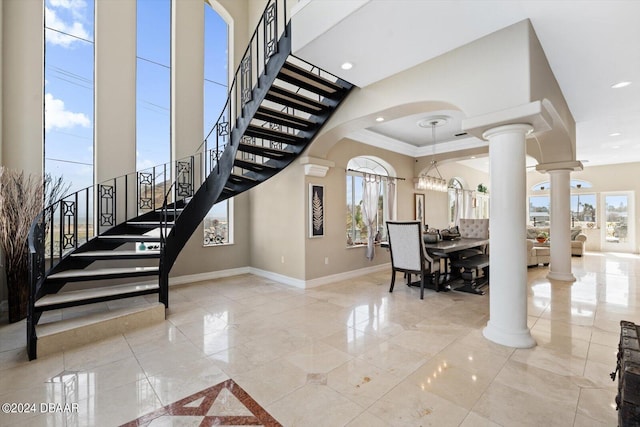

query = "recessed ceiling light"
611;81;632;89
470;156;476;159
341;62;353;70
375;117;384;122
609;132;621;137
612;145;621;149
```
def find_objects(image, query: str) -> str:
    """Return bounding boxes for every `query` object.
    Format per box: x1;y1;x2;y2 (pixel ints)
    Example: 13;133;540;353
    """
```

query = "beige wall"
1;0;43;175
94;0;136;183
527;162;640;253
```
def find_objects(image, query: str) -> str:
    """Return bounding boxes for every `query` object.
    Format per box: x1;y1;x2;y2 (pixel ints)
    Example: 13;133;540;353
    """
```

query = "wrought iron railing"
28;0;291;307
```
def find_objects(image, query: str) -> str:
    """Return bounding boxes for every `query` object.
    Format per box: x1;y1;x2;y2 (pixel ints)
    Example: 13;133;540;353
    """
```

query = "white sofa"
526;226;587;266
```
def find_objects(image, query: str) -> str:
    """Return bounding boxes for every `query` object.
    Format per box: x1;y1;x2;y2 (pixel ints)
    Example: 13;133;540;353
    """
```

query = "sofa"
526;226;587;267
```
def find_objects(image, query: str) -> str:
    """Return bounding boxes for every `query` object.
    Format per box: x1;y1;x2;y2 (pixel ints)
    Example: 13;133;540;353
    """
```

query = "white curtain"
386;178;396;222
464;190;474;219
362;173;381;261
453;188;464;225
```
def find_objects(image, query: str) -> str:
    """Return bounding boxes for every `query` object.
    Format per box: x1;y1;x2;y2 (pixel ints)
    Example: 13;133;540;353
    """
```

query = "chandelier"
417;119;448;192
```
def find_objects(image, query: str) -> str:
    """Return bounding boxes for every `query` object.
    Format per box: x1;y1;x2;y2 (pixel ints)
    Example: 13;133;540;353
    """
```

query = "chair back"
386;221;424;271
458;218;489;239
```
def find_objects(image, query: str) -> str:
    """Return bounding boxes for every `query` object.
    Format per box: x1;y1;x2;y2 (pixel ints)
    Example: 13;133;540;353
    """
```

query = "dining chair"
458;218;489;257
386;221;441;299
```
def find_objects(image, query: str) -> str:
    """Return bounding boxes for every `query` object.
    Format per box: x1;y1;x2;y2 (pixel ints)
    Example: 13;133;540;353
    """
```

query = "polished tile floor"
0;251;633;426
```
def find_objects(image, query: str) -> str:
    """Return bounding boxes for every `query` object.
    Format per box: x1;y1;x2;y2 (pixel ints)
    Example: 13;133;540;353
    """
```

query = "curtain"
362;173;381;261
386;178;396;222
464;190;474;219
453;188;464;225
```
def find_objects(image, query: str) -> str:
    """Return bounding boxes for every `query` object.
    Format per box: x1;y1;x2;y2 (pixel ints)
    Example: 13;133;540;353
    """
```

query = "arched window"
346;156;396;246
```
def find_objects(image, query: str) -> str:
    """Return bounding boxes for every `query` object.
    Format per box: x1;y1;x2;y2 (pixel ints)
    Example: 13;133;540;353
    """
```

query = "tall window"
529;196;550;226
571;193;597;227
136;0;171;171
44;0;95;194
203;4;231;246
346;157;393;246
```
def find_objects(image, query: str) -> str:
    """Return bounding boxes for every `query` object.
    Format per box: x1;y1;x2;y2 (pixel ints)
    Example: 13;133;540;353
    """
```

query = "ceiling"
292;0;640;171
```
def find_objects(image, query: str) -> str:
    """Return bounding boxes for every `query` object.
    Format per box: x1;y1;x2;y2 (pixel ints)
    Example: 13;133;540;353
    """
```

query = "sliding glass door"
601;192;635;252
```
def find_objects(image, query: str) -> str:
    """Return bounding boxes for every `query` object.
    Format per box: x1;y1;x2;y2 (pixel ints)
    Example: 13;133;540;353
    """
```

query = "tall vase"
6;256;29;323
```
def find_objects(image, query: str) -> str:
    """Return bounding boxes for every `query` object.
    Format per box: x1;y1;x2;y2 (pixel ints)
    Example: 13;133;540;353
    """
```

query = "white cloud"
45;93;91;131
45;7;90;47
49;0;86;9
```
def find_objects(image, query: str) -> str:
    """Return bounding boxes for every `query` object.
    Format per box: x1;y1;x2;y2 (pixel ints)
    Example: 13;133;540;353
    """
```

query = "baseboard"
302;263;391;288
249;263;391;289
169;267;251;287
138;263;391;291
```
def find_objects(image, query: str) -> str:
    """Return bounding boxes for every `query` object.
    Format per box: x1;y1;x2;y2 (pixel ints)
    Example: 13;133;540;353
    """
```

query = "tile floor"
0;251;632;426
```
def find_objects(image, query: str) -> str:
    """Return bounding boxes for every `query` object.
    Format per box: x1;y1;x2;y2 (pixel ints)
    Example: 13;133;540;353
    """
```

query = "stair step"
237;142;296;160
99;234;161;242
234;158;278;173
71;250;161;260
228;174;257;186
245;124;306;145
36;302;165;357
127;221;175;228
36;282;159;308
279;62;346;99
265;86;328;115
254;106;317;131
47;266;159;283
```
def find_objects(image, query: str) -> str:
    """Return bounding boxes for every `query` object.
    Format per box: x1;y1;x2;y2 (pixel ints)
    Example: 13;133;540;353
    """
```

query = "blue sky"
44;0;228;194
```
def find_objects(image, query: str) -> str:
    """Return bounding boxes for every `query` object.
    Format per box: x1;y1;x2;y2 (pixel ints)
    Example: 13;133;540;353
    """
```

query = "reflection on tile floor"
0;251;633;426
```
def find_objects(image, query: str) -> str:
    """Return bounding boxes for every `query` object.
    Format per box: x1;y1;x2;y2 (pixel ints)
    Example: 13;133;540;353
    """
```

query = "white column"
483;124;536;348
547;169;576;281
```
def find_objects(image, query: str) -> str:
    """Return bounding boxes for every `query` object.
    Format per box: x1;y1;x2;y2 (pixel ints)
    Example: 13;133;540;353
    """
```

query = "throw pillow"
526;228;539;239
570;227;582;240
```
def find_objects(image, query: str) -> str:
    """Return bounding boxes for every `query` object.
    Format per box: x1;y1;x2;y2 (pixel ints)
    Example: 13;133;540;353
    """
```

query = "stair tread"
36;302;163;337
71;250;160;258
48;266;159;280
127;221;175;225
36;282;159;307
99;234;161;241
282;61;346;91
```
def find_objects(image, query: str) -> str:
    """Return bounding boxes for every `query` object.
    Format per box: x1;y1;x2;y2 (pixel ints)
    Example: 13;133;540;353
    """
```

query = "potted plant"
536;231;549;243
0;168;67;323
477;183;488;194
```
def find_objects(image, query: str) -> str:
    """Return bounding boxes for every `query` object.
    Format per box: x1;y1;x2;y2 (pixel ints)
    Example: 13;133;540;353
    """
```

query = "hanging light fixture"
417;118;448;192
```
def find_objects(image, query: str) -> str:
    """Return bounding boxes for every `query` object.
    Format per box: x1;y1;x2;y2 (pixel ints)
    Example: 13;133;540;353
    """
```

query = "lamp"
417;119;448;192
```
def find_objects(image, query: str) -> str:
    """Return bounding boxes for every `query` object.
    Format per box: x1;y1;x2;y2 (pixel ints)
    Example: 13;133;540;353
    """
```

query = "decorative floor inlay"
120;379;282;426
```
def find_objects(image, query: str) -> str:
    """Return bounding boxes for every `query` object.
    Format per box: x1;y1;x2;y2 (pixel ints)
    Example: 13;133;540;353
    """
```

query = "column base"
483;321;536;349
546;271;577;282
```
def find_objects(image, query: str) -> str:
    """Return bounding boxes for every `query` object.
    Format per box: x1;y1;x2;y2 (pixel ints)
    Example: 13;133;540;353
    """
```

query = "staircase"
26;0;353;360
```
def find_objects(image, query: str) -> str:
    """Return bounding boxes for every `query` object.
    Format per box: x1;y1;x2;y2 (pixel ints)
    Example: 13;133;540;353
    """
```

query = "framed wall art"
309;184;324;237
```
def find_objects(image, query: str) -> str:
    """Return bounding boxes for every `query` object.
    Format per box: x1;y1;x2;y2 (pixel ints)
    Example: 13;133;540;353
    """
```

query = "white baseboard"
249;263;391;289
248;267;307;289
168;267;251;287
302;263;391;288
135;263;391;291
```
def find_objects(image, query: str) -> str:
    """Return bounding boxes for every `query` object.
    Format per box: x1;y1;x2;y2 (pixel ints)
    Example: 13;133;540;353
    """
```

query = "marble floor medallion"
121;379;282;426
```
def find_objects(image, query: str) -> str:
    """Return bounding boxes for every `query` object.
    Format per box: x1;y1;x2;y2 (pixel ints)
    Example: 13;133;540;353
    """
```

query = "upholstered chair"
386;221;441;299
